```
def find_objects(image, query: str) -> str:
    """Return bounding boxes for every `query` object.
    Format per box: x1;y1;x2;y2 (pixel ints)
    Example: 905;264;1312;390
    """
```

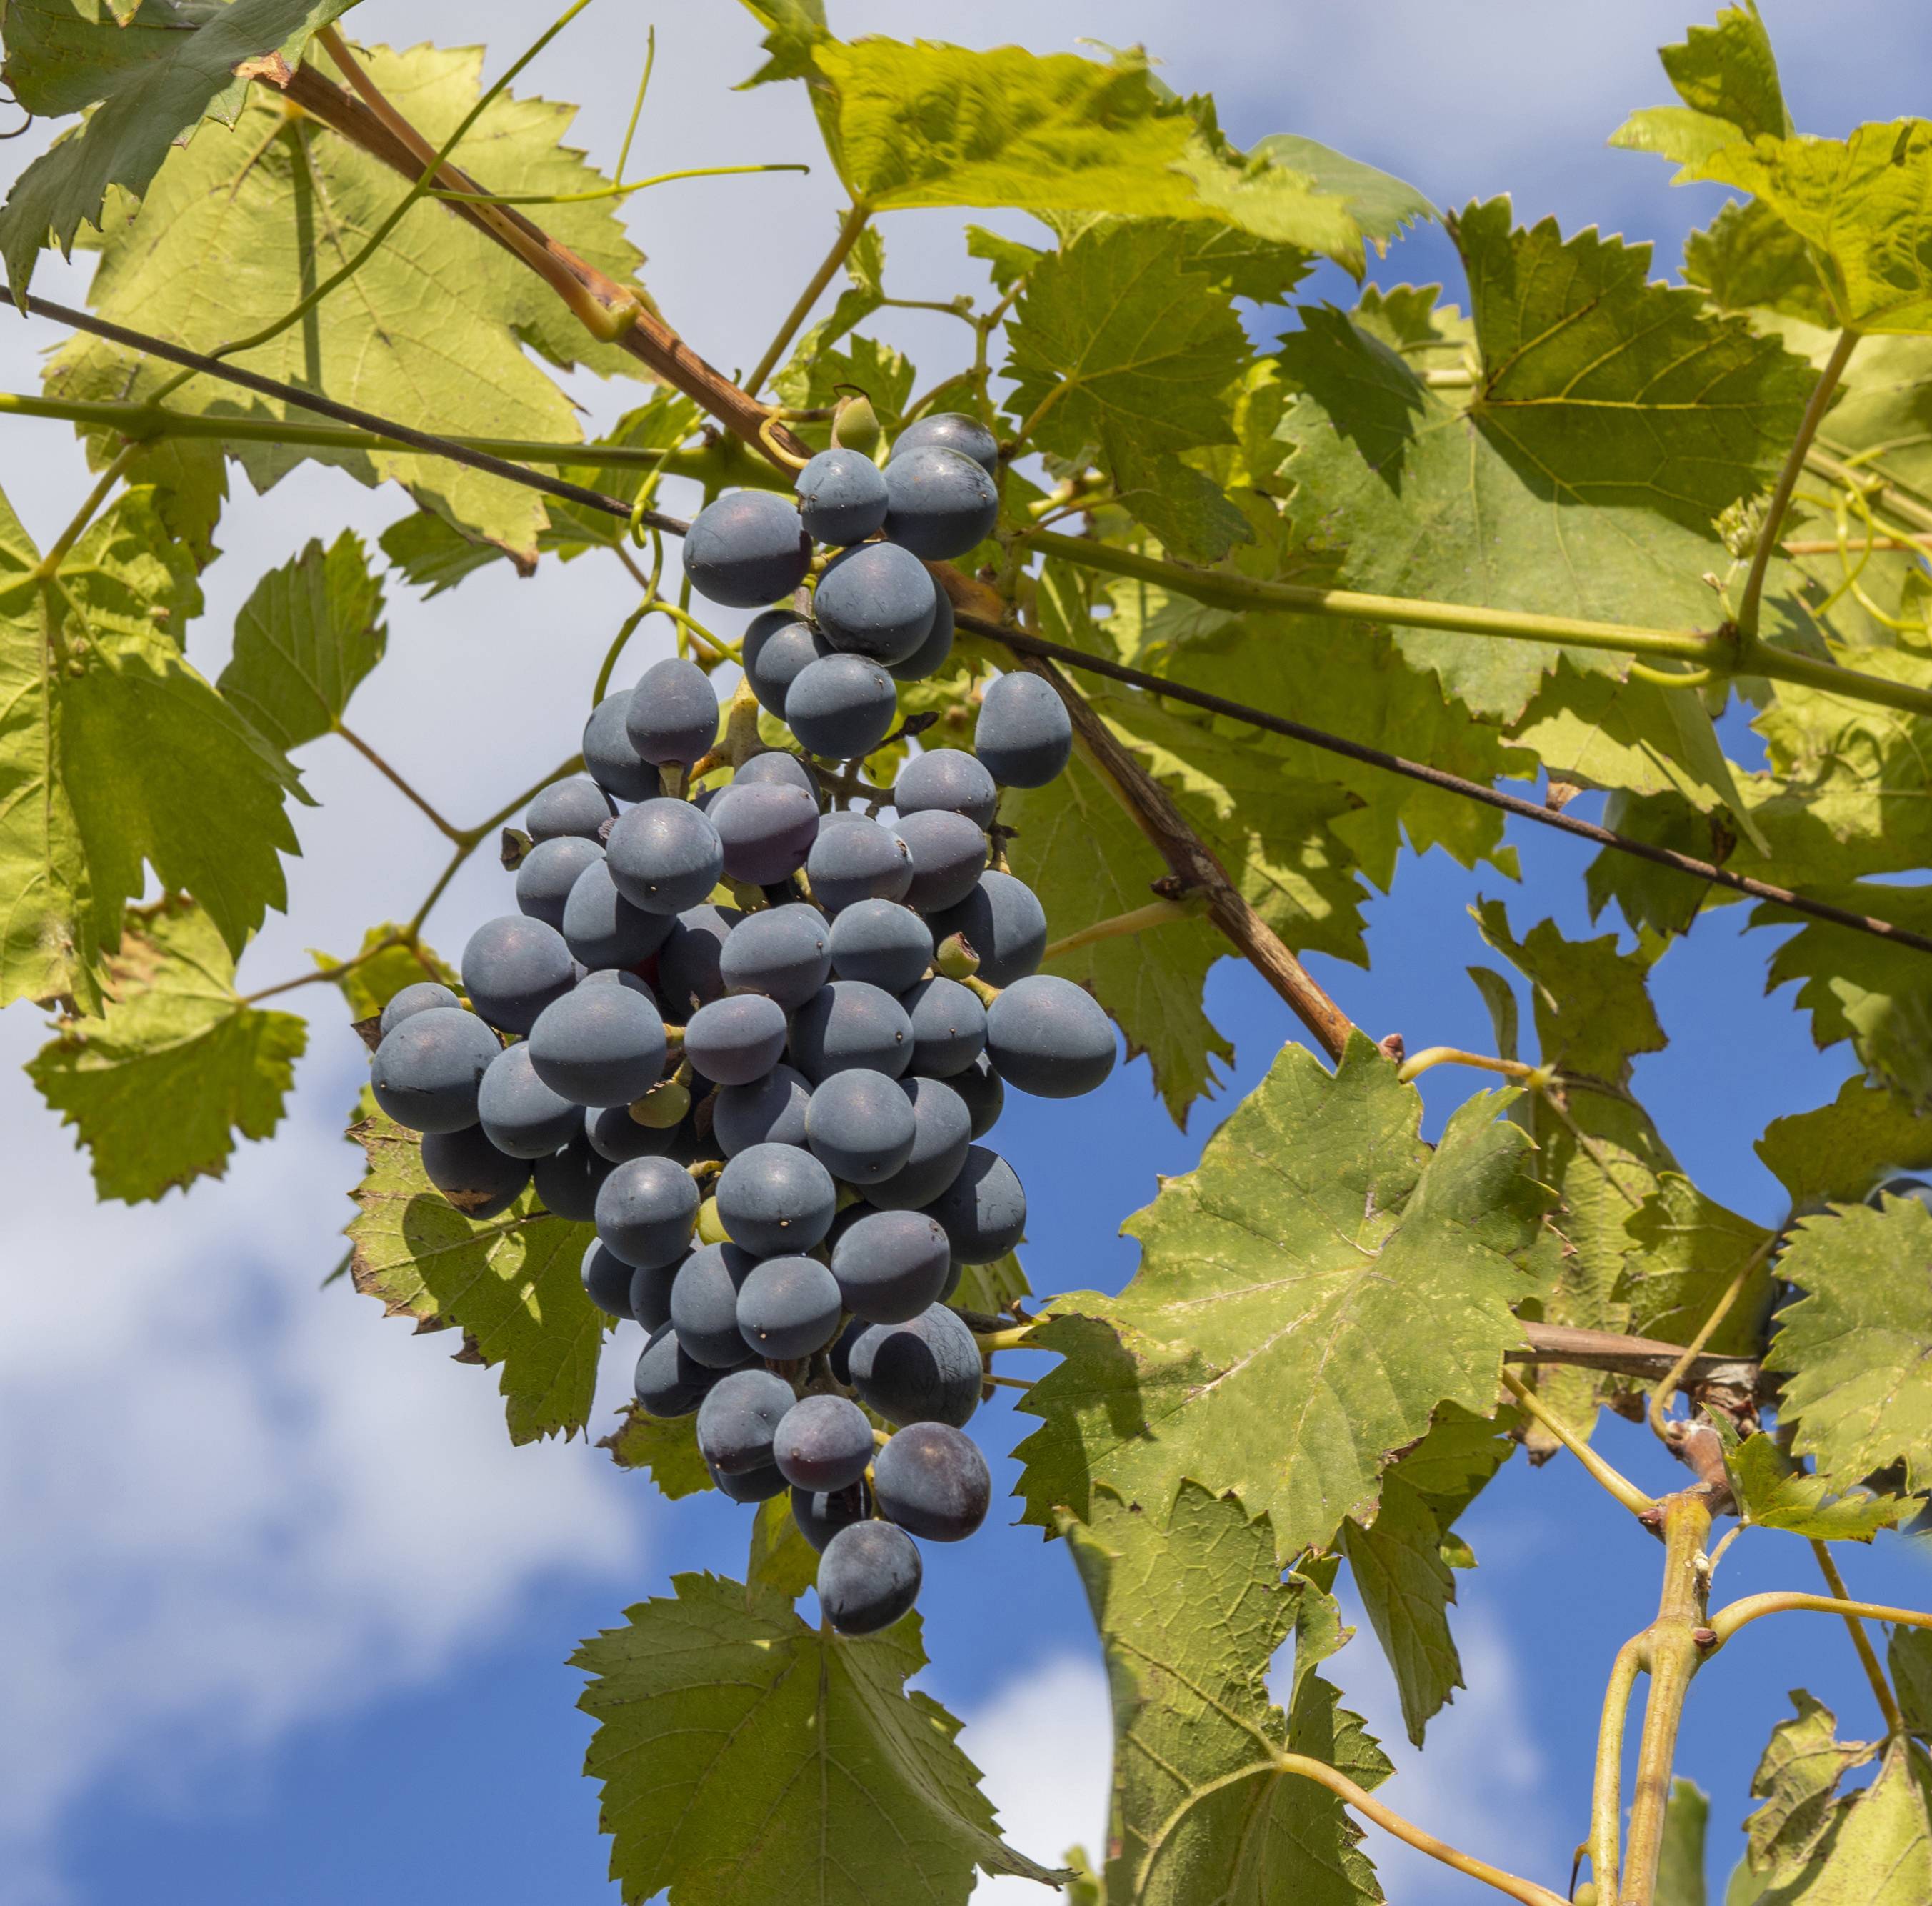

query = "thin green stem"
426;161;808;206
1396;1047;1550;1087
151;0;596;404
973;1324;1036;1354
1646;1232;1777;1442
746;202;871;397
614;25;654;181
1740;328;1861;639
240;932;406;1007
1041;897;1195;961
34;444;139;578
1498;1369;1657;1518
1590;1637;1646;1903
334;722;464;842
594;597;655;707
1811;1541;1908;1737
1708;1592;1932;1650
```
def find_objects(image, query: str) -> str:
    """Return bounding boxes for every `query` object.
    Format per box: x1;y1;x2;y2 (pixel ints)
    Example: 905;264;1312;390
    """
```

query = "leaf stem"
1271;1755;1568;1906
1810;1540;1906;1737
1707;1591;1932;1650
746;202;871;397
1739;328;1861;640
1498;1369;1657;1518
240;932;405;1007
334;722;464;842
1395;1046;1549;1087
1041;897;1196;961
33;443;139;578
426;161;809;206
1589;1637;1646;1902
973;1324;1037;1354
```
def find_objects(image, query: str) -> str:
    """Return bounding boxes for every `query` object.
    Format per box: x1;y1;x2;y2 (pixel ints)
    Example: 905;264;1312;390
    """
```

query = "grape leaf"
1745;1691;1878;1884
0;482;300;1012
1684;199;1833;329
308;924;458;1024
1611;4;1790;172
1061;1481;1386;1906
216;531;386;753
26;895;306;1202
347;1103;609;1445
1747;1738;1932;1904
1890;1630;1932;1741
45;42;649;560
1727;1433;1898;1541
1620;1172;1775;1356
949;1248;1030;1318
1015;1035;1549;1560
1756;1076;1932;1210
1585;792;1738;939
600;1402;714;1502
1658;1780;1711;1906
0;0;357;295
573;1571;1062;1906
770;331;914;439
745;1494;817;1602
1773;1198;1932;1493
1276;201;1815;725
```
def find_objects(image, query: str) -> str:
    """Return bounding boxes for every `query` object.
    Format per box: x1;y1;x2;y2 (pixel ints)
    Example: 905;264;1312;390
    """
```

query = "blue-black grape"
584;1102;696;1165
848;1302;982;1428
898;976;986;1078
806;816;912;912
831;1208;951;1323
791;1480;871;1552
669;1241;756;1367
974;671;1073;787
626;657;721;767
684;489;813;608
710;1461;789;1503
867;1077;971;1211
881;445;998;560
951;1054;1005;1139
595;1154;701;1268
886;572;955;683
773;1394;874;1492
828;897;932;993
421;1122;531;1218
684;992;789;1086
718;902;830;1009
561;859;676;972
605;799;725;916
479;1042;582;1159
785;654;899;760
891;411;998;476
461;914;576;1034
985;974;1117;1097
736;1254;843;1359
925;872;1047;987
709;781;819;885
795;446;889;547
742;611;829;719
893;748;997;831
378;981;459;1040
713;1064;812;1156
924;1144;1025;1262
577;967;659;1003
533;1133;615;1222
714;1142;836;1254
634;1322;714;1418
894;809;988;912
790;980;914;1082
818;1521;921;1635
581;1239;637;1319
1869;1175;1932;1209
527;982;666;1106
696;1366;798;1473
371;1007;501;1134
873;1422;990;1542
656;902;745;1014
734;750;818;798
814;542;937;666
805;1067;918;1182
629;1257;679;1332
583;692;657;802
515;835;604;932
527;775;614;844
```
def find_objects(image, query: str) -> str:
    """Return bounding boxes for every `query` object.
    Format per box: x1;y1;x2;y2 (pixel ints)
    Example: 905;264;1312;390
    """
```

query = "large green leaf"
1015;1035;1548;1560
1748;1740;1932;1904
573;1571;1061;1906
1684;199;1833;329
1727;1433;1898;1541
217;531;385;753
347;1102;609;1444
1276;201;1814;727
0;0;357;294
26;896;305;1202
1610;4;1790;171
0;482;299;1012
1773;1198;1932;1494
46;41;649;560
1659;1779;1711;1906
1890;1628;1932;1741
1757;1076;1932;1211
1620;1172;1775;1357
1744;1691;1878;1886
1064;1482;1386;1906
601;1401;714;1502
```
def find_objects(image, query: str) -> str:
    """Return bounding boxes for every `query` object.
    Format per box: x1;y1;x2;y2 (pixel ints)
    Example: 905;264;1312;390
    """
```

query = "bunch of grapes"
363;415;1116;1635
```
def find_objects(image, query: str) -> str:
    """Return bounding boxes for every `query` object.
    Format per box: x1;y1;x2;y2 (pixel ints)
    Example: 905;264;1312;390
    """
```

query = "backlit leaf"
308;924;458;1024
1745;1690;1878;1884
1728;1433;1898;1541
1757;1075;1932;1210
601;1401;714;1502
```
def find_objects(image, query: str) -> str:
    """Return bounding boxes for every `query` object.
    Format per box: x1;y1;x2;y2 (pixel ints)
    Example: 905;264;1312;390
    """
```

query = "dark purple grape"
791;1479;871;1551
924;1145;1024;1263
697;1366;798;1472
975;671;1073;787
577;967;659;1004
814;542;936;666
527;981;666;1107
581;1239;637;1319
561;858;677;972
478;1042;581;1159
786;654;898;759
533;1133;615;1222
774;1394;875;1492
516;835;604;932
743;611;829;719
670;1241;757;1367
606;799;725;917
714;1142;836;1254
713;1064;813;1156
462;915;575;1034
656;903;745;1014
634;1322;713;1418
527;775;614;843
899;977;986;1078
895;809;988;912
718;903;830;1009
583;692;656;802
818;1520;921;1634
848;1303;982;1428
629;1256;679;1332
685;993;789;1086
891;411;998;476
887;575;954;684
626;657;721;767
925;872;1046;987
736;1254;843;1359
790;981;914;1082
684;489;812;609
734;749;819;797
584;1102;696;1165
867;1077;971;1211
806;816;912;912
873;1422;990;1541
985;974;1117;1097
711;1460;790;1502
806;1067;918;1182
710;780;819;885
379;981;459;1039
951;1054;1004;1139
595;1154;701;1268
421;1122;531;1218
828;899;932;993
828;1317;866;1386
795;446;889;546
831;1209;951;1323
893;749;996;830
881;445;998;560
371;1007;499;1134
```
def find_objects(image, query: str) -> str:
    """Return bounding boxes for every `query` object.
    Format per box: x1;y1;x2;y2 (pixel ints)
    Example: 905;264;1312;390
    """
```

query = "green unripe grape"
831;393;881;457
935;932;980;981
696;1194;729;1245
630;1079;691;1129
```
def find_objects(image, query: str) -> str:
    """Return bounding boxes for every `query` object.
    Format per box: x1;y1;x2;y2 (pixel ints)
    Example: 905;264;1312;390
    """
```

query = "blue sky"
4;4;1932;1903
